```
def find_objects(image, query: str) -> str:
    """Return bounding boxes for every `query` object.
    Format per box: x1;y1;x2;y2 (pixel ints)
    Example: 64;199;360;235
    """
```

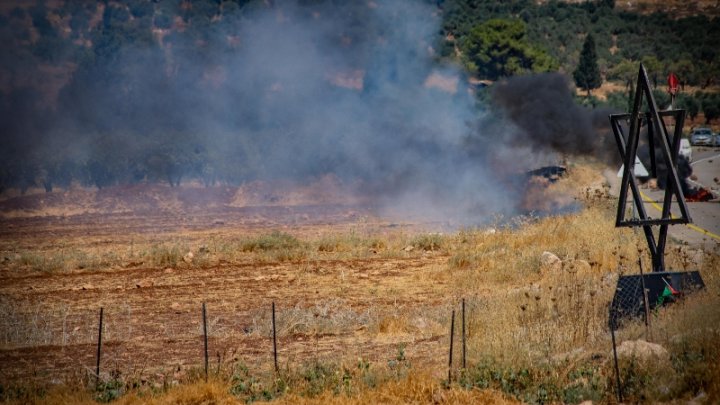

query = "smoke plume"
490;73;617;163
0;0;616;223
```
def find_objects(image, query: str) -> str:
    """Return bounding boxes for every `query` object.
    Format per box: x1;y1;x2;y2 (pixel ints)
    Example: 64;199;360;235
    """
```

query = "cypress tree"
573;34;602;97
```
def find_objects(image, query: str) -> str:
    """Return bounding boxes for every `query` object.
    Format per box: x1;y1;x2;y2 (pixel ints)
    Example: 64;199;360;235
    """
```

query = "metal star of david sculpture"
608;64;691;273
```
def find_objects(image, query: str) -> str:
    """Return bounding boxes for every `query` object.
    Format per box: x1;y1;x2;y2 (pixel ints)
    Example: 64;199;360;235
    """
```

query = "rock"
540;251;562;273
615;339;669;363
688;391;707;405
403;245;414;252
136;280;154;288
564;259;591;274
182;252;194;263
584;181;610;199
171;302;182;312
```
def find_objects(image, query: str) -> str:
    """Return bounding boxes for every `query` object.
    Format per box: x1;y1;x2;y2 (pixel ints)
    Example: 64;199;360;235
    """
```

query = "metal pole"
610;313;623;403
202;302;208;382
639;257;651;338
462;299;466;370
272;302;278;373
448;309;455;384
648;115;657;178
96;307;104;386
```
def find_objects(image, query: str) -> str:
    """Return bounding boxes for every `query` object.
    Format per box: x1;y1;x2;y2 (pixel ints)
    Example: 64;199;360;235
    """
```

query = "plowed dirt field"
0;184;472;386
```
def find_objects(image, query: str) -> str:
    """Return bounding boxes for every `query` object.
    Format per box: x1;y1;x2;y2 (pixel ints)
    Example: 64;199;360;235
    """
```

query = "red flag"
668;73;679;95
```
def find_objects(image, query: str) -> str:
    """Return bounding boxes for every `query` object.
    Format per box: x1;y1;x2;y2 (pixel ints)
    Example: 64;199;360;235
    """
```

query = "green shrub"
459;360;606;404
18;252;65;272
148;244;183;267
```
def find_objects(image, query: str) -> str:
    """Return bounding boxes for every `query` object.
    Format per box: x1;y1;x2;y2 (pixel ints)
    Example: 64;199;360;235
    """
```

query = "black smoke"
490;73;617;163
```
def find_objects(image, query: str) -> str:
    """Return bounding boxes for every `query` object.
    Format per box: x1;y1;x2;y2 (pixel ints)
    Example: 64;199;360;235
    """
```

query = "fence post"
202;302;208;382
610;310;623;403
639;257;651;339
96;307;104;386
448;309;455;384
462;299;467;370
272;302;278;373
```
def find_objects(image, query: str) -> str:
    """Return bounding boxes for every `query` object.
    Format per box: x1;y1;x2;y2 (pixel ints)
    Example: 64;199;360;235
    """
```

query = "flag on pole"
668;73;679;95
656;278;680;306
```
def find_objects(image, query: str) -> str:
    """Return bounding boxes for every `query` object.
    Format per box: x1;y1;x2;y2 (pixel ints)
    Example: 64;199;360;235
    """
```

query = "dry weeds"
1;164;718;403
4;372;519;405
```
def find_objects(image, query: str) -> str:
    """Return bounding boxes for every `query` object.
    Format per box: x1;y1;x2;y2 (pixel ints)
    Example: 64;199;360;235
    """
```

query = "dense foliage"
440;0;720;87
461;18;556;79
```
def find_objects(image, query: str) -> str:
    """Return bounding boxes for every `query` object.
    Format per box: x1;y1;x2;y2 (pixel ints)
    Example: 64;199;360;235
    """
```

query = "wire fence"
0;296;464;384
0;267;706;401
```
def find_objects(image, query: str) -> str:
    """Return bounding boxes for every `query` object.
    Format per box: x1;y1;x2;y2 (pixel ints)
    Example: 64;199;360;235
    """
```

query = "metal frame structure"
609;63;691;273
607;68;704;396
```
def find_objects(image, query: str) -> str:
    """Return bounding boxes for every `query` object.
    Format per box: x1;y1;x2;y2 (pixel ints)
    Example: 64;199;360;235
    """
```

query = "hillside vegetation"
1;0;719;194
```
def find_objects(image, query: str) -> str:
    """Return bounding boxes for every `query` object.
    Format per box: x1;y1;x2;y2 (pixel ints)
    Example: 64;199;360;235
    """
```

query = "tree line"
1;0;718;195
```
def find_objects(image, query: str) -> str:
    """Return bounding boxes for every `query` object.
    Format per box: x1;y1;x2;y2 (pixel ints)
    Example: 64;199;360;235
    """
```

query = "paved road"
610;148;720;251
642;148;720;250
690;148;720;192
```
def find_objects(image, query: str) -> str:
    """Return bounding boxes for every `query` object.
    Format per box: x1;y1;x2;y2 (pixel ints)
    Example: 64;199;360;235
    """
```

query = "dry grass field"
0;164;718;404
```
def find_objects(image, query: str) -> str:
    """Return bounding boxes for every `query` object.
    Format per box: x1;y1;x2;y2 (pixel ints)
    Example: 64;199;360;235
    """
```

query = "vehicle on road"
690;128;714;146
679;138;692;162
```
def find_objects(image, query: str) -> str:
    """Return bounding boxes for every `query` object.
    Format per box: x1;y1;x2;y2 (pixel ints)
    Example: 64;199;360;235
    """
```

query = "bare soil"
0;184;465;386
